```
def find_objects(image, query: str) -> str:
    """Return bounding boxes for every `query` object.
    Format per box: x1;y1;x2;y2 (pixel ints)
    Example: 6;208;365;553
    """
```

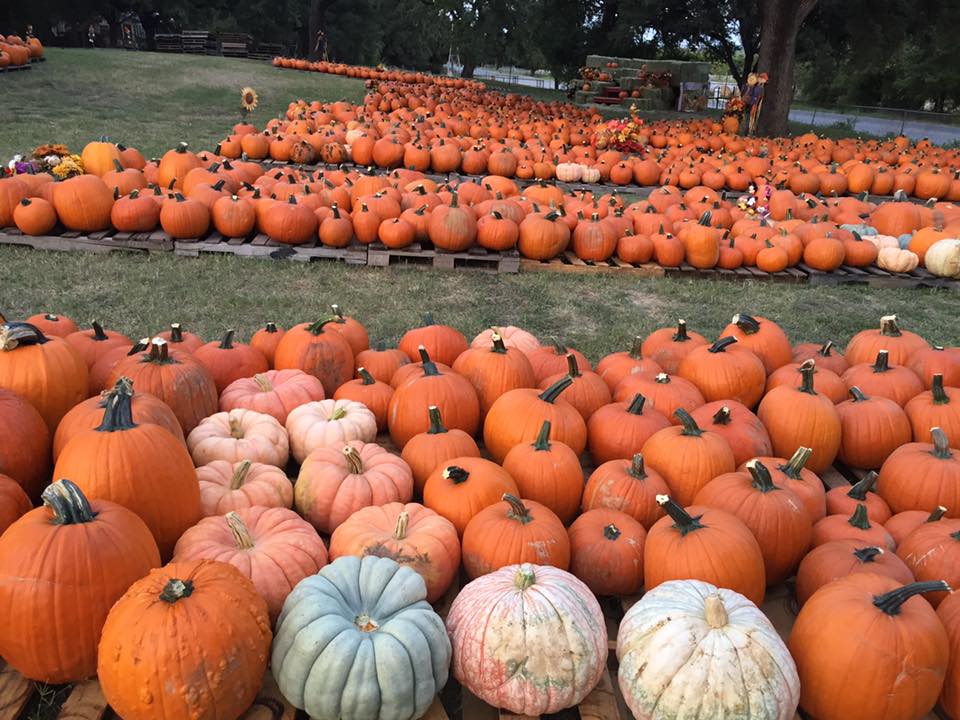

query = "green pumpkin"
840;223;877;237
272;555;451;720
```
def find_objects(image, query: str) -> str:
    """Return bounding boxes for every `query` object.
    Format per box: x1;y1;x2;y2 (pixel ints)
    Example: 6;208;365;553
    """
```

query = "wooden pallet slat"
56;679;109;720
578;667;620;720
0;660;33;720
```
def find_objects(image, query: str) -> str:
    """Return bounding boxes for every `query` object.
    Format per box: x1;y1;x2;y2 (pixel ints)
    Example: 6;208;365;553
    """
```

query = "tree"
755;0;817;136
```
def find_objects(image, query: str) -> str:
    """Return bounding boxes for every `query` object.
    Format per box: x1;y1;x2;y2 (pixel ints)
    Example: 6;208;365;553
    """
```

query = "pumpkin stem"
847;471;878;500
306;318;337;336
159;578;194;604
128;338;150;355
628;335;643;359
343;446;364;474
603;523;621;541
873;581;951;616
657;494;704;536
848;386;869;402
626;394;646;415
852;546;883;563
169;323;185;342
872;350;891;373
731;313;760;335
673;319;691;342
707;336;738;354
655;372;671;384
417;345;440;376
0;322;48;351
41;479;97;524
352;367;375;386
229;416;244;439
230;460;253;489
144;338;175;364
96;380;138;432
90;320;109;341
564;353;581;378
703;594;728;628
490;331;507;354
931;374;949;405
330;304;346;322
712;405;732;425
847;503;872;530
780;446;813;479
879;315;902;337
219;329;236;349
533;420;551;451
628;453;648;480
675;408;703;437
443;465;469;485
426;405;448;434
226;512;255;550
502;493;532;524
931;427;953;459
927;506;948;523
253;373;273;392
394;511;409;540
538;375;573;404
514;565;536;590
798;359;817;394
746;460;777;492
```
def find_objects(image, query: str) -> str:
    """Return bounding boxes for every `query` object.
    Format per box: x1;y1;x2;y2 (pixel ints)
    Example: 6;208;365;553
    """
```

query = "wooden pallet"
368;241;520;273
520;251;664;277
174;232;368;264
798;263;958;290
665;261;807;283
0;227;172;254
0;64;32;74
154;33;183;52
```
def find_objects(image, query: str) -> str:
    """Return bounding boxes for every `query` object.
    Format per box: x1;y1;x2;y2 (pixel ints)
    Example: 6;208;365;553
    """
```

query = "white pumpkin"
924;238;960;278
555;162;583;183
187;408;289;468
285;398;377;463
864;234;900;250
618;579;800;720
617;580;800;720
580;164;601;184
877;246;920;273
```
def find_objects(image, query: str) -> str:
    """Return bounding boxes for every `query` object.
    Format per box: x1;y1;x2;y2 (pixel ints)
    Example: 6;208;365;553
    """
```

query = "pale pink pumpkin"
471;326;541;355
219;369;325;425
285;399;378;463
186;408;289;468
295;441;413;533
446;563;607;715
172;506;327;621
196;460;293;516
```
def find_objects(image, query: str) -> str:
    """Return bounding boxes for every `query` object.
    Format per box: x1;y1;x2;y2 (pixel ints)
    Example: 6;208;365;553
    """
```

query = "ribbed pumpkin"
677;337;766;407
758;360;841;474
614;371;706;421
908;346;960;389
811;503;896;550
0;322;88;433
595;335;663;391
587;393;671;465
333;367;393;431
274;318;355;396
836;387;912;469
249;322;284;367
568;509;646;596
388;346;480;448
538;353;612;421
749;448;827;522
328;304;369;355
689;400;772;466
0;387;51;499
641;409;735;506
641;319;709;375
355;342;411;383
197;459;292;516
64;321;131;369
877;427;960;515
220;368;325;425
789;575;950;720
452;330;536;421
193;329;269;394
483;376;587;462
938;591;960;720
792;339;850;375
173;507;328;621
98;559;271;720
295;441;413;533
644;496;766;605
886;506;948;546
106;338;218;435
0;474;30;536
186;408;288;467
693;460;813;584
526;338;591;383
0;480;160;683
795;539;914;607
501;420;583;524
842;349;924;408
53;376;185;458
427;191;476;251
329;502;460;602
422;456;519;535
844;314;930;366
401;405;481;494
582;453;669;529
398;312;468;365
446;564;607;715
825;471;892;523
52;174;113;232
720;313;792;374
462;494;570;577
897;518;960;608
286;398;377;463
904;374;960;443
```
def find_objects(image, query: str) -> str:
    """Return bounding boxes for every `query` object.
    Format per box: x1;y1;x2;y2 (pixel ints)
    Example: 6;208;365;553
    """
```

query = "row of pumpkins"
0;308;959;720
0;33;42;66
271;56;487;91
233;76;960;198
3;140;960;275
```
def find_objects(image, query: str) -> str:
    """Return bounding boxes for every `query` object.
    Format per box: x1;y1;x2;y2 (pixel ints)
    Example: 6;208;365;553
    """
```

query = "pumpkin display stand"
0;431;946;720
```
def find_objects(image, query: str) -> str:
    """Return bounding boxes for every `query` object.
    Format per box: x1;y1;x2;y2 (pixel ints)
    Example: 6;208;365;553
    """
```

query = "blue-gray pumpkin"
272;555;451;720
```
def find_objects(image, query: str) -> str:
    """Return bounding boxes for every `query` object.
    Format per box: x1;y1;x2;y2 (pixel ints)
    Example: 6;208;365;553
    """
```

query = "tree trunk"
755;0;817;136
307;0;325;60
461;62;476;79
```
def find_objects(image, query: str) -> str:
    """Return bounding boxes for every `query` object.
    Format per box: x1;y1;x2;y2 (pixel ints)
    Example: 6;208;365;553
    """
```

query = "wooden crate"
153;33;182;52
0;227;172;254
368;241;519;273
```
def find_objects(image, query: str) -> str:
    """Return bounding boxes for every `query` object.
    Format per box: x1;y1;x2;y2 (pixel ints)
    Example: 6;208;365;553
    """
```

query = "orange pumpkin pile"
0;33;42;67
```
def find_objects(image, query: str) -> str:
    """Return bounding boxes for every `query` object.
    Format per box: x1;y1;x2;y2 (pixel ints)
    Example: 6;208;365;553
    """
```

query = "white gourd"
924;238;960;278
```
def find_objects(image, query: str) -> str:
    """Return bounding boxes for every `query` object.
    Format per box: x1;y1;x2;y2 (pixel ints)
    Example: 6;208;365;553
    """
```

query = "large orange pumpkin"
567;508;646;596
0;387;51;499
501;420;583;523
422;456;518;535
794;539;914;607
877;427;960;515
273;318;356;396
677;336;766;407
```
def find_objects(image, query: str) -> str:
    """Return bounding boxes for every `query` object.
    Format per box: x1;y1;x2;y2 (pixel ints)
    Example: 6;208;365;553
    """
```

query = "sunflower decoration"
240;87;259;115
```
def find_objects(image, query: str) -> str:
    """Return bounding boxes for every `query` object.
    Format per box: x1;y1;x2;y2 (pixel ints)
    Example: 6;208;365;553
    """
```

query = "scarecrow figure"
742;72;768;136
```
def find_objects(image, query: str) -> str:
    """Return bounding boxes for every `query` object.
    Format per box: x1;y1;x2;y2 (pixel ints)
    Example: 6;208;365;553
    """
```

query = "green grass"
1;247;957;357
0;48;365;159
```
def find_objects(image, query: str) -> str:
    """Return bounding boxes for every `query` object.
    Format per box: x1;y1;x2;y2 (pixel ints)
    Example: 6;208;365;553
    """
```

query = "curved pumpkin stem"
674;408;703;437
847;503;872;530
731;314;760;335
90;321;109;341
873;581;951;616
503;494;532;524
848;386;869;402
927;506;948;523
657;495;704;536
330;304;346;322
846;471;878;501
852;546;883;564
230;460;253;489
343;446;364;474
532;420;551;451
417;346;440;376
226;512;255;550
306;318;338;336
41;479;97;525
357;367;376;386
564;353;581;378
97;379;138;432
538;375;573;404
253;373;273;392
931;427;952;460
932;375;949;405
818;340;836;357
0;322;49;351
707;336;738;354
746;460;777;493
392;510;410;540
159;578;194;604
780;447;813;479
626;394;646;415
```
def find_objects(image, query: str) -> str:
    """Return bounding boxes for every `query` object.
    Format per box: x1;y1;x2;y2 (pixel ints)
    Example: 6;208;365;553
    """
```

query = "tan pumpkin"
186;408;289;468
285;398;377;463
877;247;919;273
196;459;292;516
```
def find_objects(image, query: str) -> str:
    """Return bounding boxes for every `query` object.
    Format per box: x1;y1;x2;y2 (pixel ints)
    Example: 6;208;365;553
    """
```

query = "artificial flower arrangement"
3;144;83;179
592;103;650;153
724;95;745;118
737;182;772;219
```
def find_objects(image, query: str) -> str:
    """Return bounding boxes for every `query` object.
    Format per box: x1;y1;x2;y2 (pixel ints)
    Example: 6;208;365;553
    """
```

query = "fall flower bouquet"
592;104;650;154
